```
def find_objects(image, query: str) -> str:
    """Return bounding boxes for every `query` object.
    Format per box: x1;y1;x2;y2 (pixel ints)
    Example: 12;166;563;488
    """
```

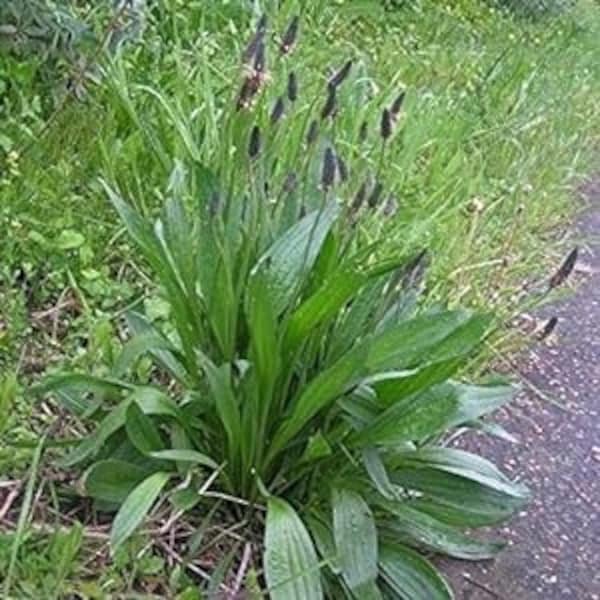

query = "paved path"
442;179;600;599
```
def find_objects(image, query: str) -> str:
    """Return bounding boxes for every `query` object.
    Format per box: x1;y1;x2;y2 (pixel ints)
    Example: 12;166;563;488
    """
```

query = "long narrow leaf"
110;471;171;551
264;497;323;600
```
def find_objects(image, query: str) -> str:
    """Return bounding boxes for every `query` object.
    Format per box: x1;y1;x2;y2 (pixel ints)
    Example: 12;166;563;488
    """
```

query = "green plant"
36;15;530;598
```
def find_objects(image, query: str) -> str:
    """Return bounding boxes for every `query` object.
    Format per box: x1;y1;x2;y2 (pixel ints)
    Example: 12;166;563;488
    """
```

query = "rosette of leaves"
36;15;528;599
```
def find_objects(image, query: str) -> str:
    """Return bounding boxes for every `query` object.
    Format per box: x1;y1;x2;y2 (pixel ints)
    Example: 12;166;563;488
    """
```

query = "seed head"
390;90;405;116
329;60;353;88
549;247;578;289
351;180;368;213
306;120;319;145
253;39;266;74
257;13;268;34
402;249;429;290
237;75;261;111
282;171;298;195
248;125;261;160
380;108;392;140
271;96;285;124
321;84;337;120
359;121;368;143
382;195;398;217
280;16;300;54
242;15;267;65
287;71;298;102
367;181;384;208
336;154;348;182
321;147;336;190
538;316;558;341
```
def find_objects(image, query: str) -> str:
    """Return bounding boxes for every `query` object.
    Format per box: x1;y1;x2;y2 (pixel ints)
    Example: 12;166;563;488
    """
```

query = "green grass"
1;0;599;596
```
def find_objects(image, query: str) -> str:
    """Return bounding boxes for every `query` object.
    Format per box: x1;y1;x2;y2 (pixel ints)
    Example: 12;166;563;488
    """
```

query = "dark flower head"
271;96;285;124
337;154;349;183
321;84;337;120
287;72;298;102
380;108;392;140
253;39;266;74
236;75;261;111
306;120;319;145
539;316;558;340
242;15;267;65
367;181;384;208
321;147;336;190
549;247;578;289
390;90;405;116
248;125;261;160
329;60;353;88
280;16;300;54
351;180;368;213
359;121;368;143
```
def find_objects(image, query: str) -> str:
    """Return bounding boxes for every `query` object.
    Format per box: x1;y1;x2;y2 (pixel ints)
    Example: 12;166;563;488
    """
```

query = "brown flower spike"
549;247;578;289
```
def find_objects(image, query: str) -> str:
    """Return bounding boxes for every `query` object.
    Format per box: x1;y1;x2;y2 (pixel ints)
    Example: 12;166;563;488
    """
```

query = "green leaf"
125;312;188;384
246;272;280;384
264;497;323;600
59;387;182;467
379;543;453;600
332;488;381;599
33;373;133;398
84;460;151;504
126;401;165;455
114;331;179;378
271;344;368;457
351;382;515;448
362;447;399;501
285;267;367;350
56;229;85;250
381;503;504;560
254;202;340;315
366;311;487;372
149;449;218;469
110;471;170;552
393;448;529;498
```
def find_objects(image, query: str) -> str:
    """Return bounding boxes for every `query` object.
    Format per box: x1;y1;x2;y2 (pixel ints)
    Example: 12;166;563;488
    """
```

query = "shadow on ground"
441;177;600;600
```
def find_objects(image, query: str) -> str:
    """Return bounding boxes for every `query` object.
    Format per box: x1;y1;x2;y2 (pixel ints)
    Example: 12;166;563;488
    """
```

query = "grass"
0;0;599;596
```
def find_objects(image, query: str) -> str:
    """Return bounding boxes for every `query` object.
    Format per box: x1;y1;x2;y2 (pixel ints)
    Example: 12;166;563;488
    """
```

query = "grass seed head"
382;195;399;217
352;180;368;212
337;154;348;182
306;119;319;145
321;147;336;190
380;108;392;140
237;75;261;111
549;247;578;289
271;96;285;124
390;90;405;116
329;60;353;88
282;171;298;195
359;121;368;143
321;84;337;120
248;125;261;160
280;15;300;54
539;316;558;340
368;181;384;208
242;15;267;65
287;72;298;102
253;39;266;74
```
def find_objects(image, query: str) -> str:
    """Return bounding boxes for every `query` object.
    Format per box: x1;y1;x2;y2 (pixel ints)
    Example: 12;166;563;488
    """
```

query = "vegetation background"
0;0;599;597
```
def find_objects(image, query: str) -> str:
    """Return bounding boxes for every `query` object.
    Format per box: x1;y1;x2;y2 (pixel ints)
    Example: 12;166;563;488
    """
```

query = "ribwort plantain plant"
36;15;530;599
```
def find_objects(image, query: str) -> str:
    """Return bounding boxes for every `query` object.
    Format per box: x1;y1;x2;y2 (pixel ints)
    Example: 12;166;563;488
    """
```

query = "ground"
441;177;600;599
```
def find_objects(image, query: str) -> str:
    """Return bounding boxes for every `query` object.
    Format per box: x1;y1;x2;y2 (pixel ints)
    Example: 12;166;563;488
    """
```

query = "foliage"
34;16;533;598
